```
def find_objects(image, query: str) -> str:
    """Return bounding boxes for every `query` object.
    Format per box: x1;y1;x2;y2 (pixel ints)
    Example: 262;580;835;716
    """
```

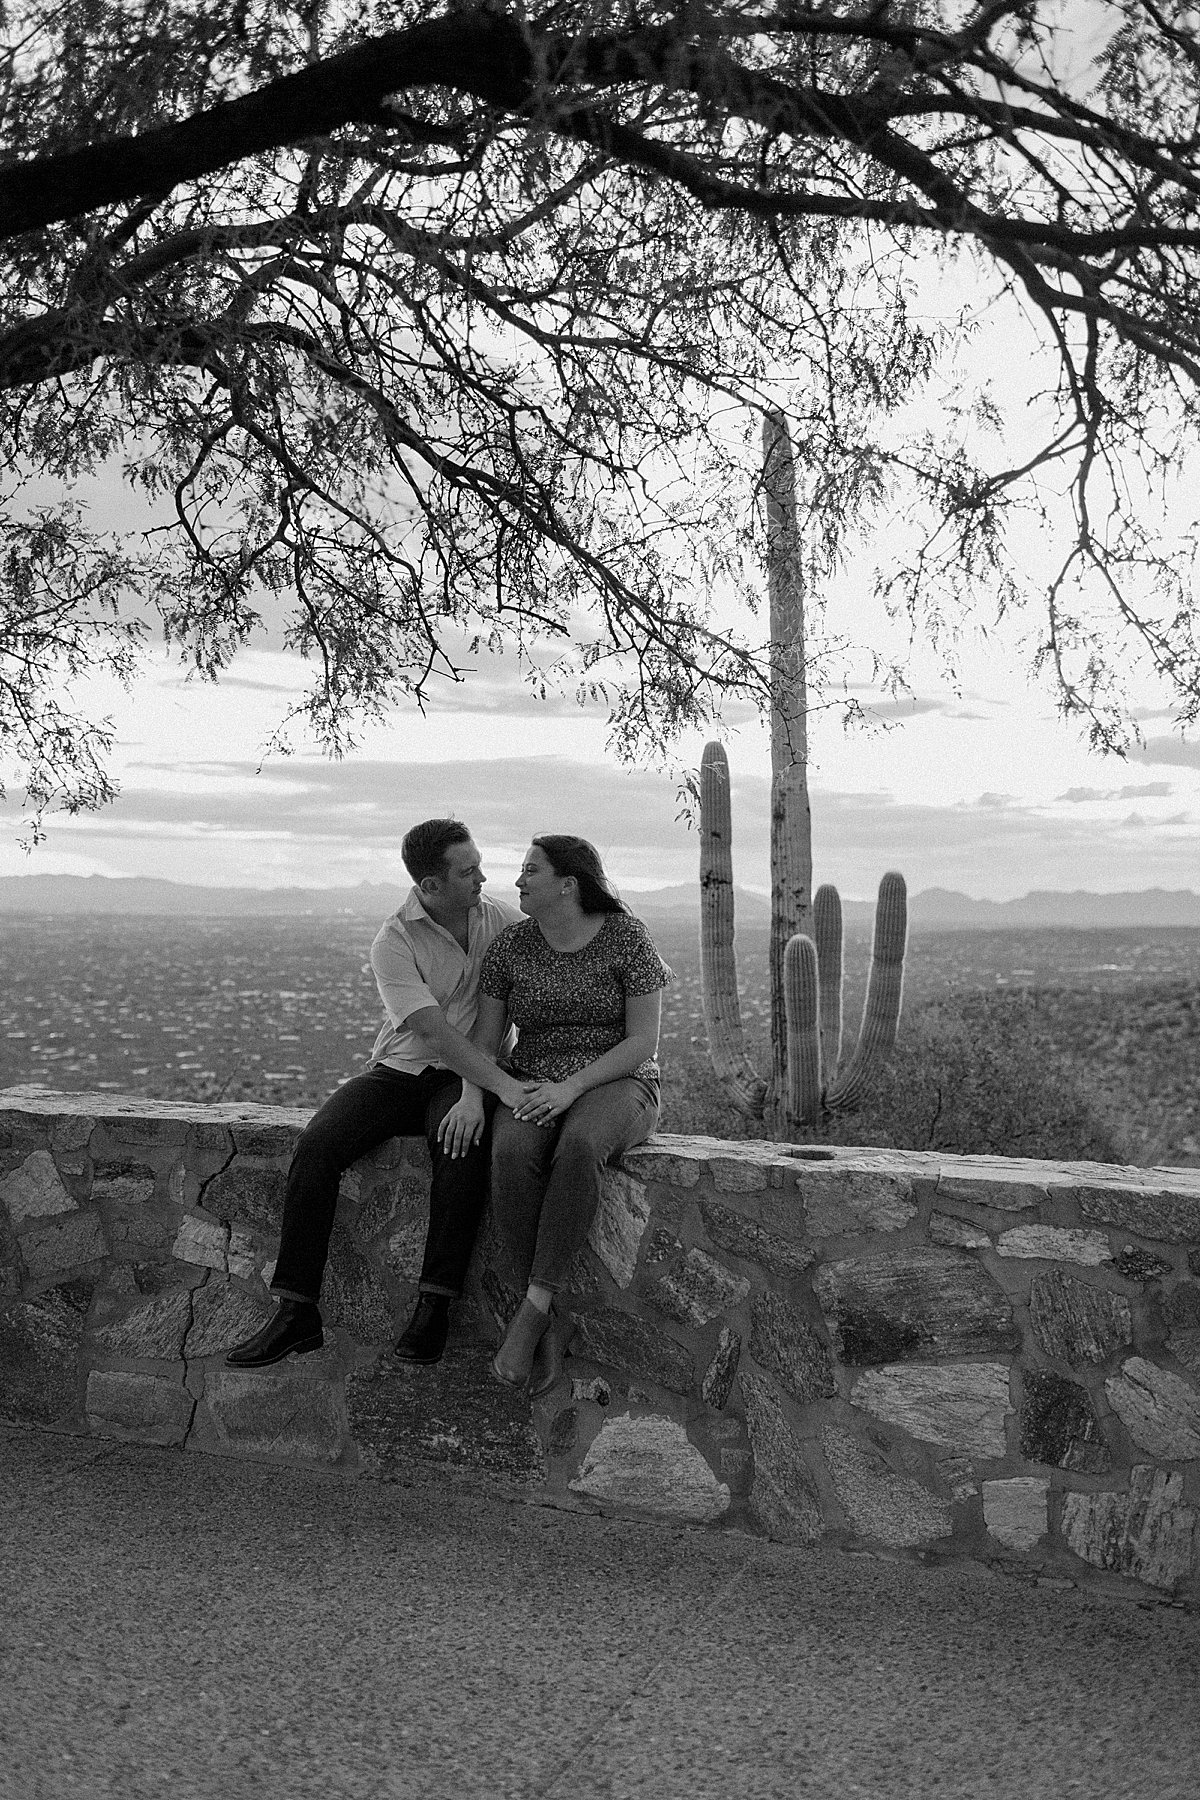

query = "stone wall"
3;1086;1199;1603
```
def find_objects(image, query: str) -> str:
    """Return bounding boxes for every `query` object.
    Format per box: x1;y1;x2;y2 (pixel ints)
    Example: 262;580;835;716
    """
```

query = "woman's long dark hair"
532;835;628;915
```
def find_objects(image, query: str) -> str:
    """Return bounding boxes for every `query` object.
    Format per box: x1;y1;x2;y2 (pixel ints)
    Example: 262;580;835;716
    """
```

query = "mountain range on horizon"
5;872;1200;931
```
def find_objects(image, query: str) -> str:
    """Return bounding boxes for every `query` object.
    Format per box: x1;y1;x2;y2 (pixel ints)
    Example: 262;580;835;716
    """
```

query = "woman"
474;835;672;1394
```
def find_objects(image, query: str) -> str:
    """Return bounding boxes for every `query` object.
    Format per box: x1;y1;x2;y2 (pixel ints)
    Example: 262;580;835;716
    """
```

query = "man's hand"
498;1073;540;1113
437;1086;487;1159
512;1079;579;1126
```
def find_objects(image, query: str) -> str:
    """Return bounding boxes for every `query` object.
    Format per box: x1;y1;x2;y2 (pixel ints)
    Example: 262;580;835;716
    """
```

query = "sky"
4;0;1197;905
2;621;1196;902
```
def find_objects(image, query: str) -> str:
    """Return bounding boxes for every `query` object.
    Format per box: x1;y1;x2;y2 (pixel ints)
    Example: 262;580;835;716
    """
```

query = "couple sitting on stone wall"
224;818;671;1395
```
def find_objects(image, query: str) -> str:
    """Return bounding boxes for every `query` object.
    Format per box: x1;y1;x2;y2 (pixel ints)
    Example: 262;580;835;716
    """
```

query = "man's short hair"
401;818;473;885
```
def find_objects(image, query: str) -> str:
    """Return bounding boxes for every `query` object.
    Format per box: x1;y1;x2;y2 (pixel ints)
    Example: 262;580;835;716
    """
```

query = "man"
225;818;528;1369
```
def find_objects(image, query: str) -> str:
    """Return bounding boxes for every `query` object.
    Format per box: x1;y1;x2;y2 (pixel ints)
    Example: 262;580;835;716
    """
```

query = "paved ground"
3;1422;1200;1800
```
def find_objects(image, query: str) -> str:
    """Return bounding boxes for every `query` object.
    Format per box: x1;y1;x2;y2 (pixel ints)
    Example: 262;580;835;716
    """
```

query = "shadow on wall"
2;1087;1199;1606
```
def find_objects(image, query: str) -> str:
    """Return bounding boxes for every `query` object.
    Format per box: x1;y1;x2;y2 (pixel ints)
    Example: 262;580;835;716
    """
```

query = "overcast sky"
4;2;1194;904
2;625;1196;901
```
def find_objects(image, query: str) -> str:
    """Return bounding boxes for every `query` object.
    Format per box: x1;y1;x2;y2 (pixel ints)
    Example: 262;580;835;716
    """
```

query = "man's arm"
407;1004;530;1111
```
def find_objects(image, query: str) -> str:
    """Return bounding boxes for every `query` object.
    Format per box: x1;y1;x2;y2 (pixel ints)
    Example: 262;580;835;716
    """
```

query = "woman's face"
515;844;566;915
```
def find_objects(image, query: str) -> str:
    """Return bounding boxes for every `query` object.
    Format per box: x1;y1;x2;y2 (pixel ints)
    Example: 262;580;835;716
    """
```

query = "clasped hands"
512;1078;578;1128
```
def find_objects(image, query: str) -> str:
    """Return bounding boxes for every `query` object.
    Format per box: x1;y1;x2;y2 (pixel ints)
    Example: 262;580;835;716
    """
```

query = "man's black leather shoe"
393;1293;450;1364
225;1299;323;1368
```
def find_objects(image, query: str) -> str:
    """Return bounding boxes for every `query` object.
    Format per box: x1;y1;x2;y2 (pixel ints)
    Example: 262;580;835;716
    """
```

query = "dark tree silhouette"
3;2;1200;822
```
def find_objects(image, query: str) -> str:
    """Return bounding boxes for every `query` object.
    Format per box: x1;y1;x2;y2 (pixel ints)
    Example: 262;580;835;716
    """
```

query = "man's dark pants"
270;1064;495;1305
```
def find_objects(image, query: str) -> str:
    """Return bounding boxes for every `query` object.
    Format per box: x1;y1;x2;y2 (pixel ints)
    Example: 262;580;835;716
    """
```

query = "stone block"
0;1281;91;1425
202;1162;287;1231
1169;1328;1200;1377
480;1265;521;1329
0;1204;24;1294
1029;1269;1132;1367
748;1292;834;1406
740;1367;824;1544
983;1477;1049;1552
172;1213;234;1273
1167;1284;1200;1329
1019;1369;1109;1472
645;1248;749;1328
358;1166;429;1246
815;1247;1017;1365
93;1290;193;1360
620;1143;702;1187
1104;1356;1200;1461
571;1375;612;1406
549;1406;579;1455
701;1326;742;1411
852;1363;1012;1459
929;1214;991;1249
347;1344;542;1482
936;1166;1048;1211
86;1369;194;1446
587;1168;650;1288
822;1425;952;1548
798;1170;917;1239
229;1122;298;1159
996;1226;1112;1265
91;1163;157;1212
201;1360;345;1463
51;1114;96;1157
19;1209;107;1280
320;1225;396;1344
1061;1466;1198;1591
571;1307;695;1395
184;1282;274;1359
698;1202;814;1279
709;1155;769;1194
642;1229;678;1268
569;1413;730;1523
0;1150;76;1221
1077;1186;1200;1245
1113;1247;1172;1283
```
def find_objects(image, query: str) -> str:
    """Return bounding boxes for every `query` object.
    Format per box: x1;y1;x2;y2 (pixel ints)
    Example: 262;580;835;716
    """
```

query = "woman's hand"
437;1087;487;1159
513;1079;579;1126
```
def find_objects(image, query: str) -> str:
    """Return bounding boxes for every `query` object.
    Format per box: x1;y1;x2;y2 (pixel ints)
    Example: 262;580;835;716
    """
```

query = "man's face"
430;839;485;910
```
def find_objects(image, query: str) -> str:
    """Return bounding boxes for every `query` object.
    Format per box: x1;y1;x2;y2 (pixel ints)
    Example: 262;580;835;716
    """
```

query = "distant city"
5;872;1200;931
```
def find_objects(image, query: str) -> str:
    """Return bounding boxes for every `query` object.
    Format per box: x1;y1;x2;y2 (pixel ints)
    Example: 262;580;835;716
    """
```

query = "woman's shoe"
490;1297;551;1388
528;1304;573;1398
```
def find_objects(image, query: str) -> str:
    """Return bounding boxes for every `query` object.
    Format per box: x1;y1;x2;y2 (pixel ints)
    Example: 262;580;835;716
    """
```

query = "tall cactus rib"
699;740;769;1117
783;933;822;1127
825;872;908;1112
813;883;844;1077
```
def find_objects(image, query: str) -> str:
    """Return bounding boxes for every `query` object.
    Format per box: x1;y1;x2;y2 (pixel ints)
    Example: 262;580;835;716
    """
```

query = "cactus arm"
783;933;822;1128
825;870;908;1112
699;740;768;1117
813;882;844;1078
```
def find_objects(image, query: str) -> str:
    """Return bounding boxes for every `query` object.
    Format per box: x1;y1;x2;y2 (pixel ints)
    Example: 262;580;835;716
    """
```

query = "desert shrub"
828;991;1129;1162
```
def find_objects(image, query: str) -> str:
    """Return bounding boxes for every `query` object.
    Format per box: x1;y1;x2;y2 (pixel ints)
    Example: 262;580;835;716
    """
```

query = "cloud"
1055;781;1173;803
1129;736;1200;769
975;792;1018;810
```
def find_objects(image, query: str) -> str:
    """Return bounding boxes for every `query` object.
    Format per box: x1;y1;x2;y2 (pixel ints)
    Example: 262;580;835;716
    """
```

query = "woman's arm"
513;989;662;1123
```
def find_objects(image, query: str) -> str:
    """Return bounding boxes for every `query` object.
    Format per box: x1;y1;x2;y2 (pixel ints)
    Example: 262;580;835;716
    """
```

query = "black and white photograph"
3;3;1200;1795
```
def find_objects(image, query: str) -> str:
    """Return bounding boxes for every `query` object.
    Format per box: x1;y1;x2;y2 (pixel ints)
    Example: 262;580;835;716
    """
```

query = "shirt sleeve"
370;922;439;1028
478;928;515;1000
620;915;674;995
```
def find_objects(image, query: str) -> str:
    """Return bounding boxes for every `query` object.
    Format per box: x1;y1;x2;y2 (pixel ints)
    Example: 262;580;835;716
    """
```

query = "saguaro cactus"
700;741;908;1131
698;409;908;1135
